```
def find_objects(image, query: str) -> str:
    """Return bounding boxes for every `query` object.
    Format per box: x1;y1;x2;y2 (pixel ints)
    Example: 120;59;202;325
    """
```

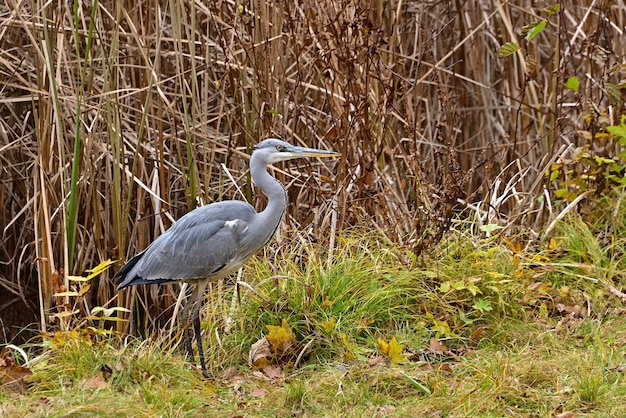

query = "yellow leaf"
321;299;333;309
51;310;79;318
340;333;355;361
84;260;116;281
527;281;552;294
378;336;408;365
529;254;551;263
593;132;612;140
323;318;336;333
377;337;389;354
547;237;561;252
502;235;524;254
67;275;89;282
79;283;91;296
388;337;408;364
265;319;296;355
53;291;80;297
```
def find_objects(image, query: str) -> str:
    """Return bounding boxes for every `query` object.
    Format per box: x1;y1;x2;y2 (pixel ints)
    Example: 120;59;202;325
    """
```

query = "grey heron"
115;138;340;377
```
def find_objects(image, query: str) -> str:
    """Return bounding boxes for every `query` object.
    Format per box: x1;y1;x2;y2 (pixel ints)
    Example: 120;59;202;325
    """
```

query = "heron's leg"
179;287;196;363
189;280;210;378
184;322;195;363
192;309;210;378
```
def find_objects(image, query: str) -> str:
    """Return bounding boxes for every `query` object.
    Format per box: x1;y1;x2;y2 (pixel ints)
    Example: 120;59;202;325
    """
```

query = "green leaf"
401;372;431;395
265;109;283;119
452;281;466;291
431;319;452;338
554;188;569;199
466;283;482;296
564;76;579;92
606;115;626;143
525;21;547;42
594;156;615;165
479;224;504;233
473;299;493;312
549;168;560;182
498;42;520;58
541;4;561;17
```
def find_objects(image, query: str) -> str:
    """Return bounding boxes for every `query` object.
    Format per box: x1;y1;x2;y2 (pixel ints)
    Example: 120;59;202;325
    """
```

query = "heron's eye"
276;145;284;151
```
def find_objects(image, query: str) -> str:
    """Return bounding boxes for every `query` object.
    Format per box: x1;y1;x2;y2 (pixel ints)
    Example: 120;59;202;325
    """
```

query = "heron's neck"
250;154;287;234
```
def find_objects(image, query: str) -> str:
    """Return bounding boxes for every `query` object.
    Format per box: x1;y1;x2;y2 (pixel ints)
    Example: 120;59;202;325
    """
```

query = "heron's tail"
115;250;145;289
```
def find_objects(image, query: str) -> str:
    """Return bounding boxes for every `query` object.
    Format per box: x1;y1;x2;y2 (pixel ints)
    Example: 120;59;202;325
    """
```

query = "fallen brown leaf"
249;337;272;368
428;338;448;354
221;365;245;385
262;364;283;381
251;370;271;382
250;387;267;398
81;374;107;390
470;326;486;345
0;348;32;393
367;355;387;367
556;303;584;318
436;363;454;375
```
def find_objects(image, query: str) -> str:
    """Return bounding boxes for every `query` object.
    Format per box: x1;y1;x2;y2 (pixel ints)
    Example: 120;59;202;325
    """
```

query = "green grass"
4;218;626;417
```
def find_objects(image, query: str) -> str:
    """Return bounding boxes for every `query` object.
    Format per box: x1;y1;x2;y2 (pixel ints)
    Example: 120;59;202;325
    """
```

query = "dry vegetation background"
0;0;625;343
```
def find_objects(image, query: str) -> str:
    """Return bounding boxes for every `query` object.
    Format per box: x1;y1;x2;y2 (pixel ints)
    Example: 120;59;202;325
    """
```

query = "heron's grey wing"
117;201;256;287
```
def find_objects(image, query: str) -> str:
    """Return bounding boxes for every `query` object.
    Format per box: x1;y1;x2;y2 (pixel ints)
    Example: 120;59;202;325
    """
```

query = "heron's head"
253;138;340;164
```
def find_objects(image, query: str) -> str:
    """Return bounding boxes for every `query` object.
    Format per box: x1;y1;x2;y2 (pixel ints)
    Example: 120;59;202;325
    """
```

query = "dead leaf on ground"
249;337;272;368
428;338;449;354
0;348;32;393
81;374;107;390
262;364;283;381
250;387;267;398
555;412;575;418
368;355;387;367
249;319;300;369
436;363;454;375
470;326;486;345
418;362;453;375
221;366;245;386
556;303;584;318
251;370;271;382
377;405;396;414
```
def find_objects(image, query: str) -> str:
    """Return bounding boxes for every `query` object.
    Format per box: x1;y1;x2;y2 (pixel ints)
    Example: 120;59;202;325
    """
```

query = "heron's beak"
289;146;341;159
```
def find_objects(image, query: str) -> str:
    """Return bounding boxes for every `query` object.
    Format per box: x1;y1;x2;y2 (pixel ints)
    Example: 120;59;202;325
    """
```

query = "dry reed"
0;0;624;340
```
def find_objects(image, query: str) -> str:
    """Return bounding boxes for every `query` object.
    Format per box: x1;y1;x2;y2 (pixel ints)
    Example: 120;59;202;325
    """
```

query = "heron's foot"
187;362;214;379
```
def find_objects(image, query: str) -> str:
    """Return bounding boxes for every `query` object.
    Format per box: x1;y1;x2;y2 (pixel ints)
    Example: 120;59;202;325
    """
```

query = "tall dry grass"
0;1;624;341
